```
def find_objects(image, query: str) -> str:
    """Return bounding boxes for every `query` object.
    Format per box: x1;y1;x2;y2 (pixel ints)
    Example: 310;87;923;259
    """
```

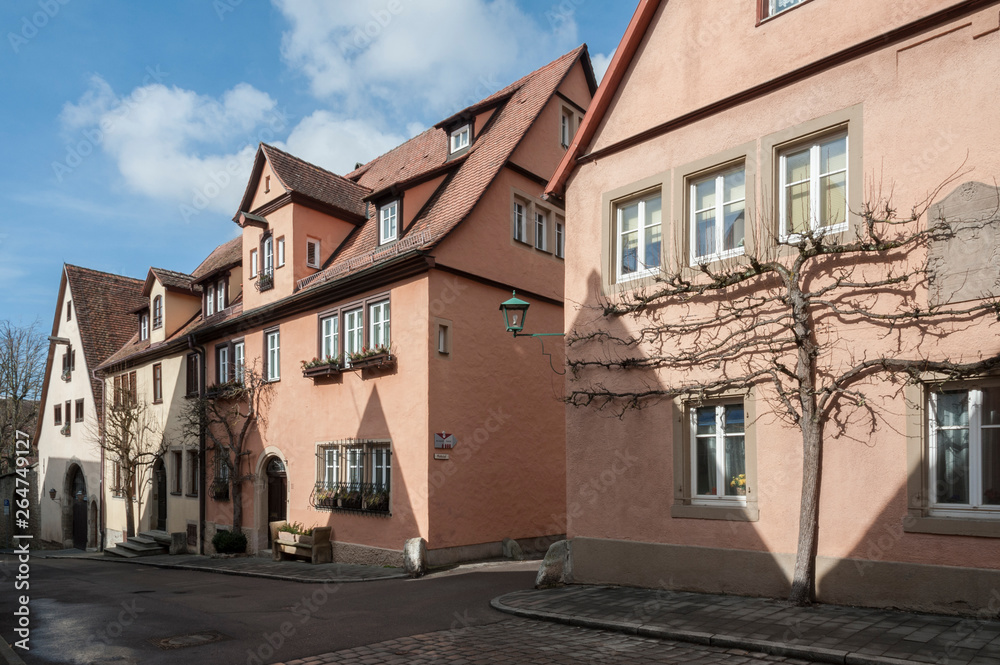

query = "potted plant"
301;355;342;378
277;522;315;545
313;487;336;509
256;271;274;292
347;345;395;369
730;474;747;496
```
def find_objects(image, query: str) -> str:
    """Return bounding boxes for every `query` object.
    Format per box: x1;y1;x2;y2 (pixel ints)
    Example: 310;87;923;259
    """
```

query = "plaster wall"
563;0;1000;598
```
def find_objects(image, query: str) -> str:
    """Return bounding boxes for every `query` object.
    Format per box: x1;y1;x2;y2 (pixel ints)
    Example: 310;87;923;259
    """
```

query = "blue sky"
0;0;632;327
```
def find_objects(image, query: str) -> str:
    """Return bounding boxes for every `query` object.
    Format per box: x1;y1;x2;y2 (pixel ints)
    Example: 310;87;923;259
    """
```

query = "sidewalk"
46;550;408;583
492;586;1000;665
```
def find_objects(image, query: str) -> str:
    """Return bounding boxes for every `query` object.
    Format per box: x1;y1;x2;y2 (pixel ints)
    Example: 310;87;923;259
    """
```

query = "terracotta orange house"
189;47;595;564
547;0;1000;613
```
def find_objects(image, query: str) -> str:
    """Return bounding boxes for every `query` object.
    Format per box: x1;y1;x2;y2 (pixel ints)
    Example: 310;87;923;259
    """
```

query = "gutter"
187;334;207;555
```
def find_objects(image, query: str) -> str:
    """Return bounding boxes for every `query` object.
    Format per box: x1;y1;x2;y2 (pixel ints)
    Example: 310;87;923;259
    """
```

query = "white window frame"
263;236;274;276
324;448;339;489
778;132;849;240
347;448;364;489
266;330;280;382
152;296;162;329
140;314;149;340
690;401;747;505
616;192;662;282
344;308;364;364
689;166;747;266
534;212;548;251
369;300;390;349
218;346;229;384
277;237;285;267
321;315;339;360
216;279;225;312
206;286;215;317
373;448;390;490
450;124;471;153
928;388;1000;519
250;250;258;278
306;239;320;269
560;110;573;147
379;201;399;245
555;221;565;259
513;201;527;243
234;341;245;384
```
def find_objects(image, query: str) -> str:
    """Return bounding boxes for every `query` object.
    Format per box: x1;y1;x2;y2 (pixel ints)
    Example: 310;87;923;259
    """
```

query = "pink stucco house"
187;47;596;565
547;0;1000;613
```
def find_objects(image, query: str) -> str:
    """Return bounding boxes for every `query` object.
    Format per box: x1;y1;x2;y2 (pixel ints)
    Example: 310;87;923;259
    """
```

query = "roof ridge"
261;143;372;192
64;264;143;284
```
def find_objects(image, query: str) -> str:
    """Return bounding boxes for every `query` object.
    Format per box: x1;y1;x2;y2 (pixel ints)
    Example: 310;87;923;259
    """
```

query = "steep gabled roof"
235;143;371;222
298;45;592;290
546;0;660;199
145;267;199;297
192;236;242;283
60;265;146;423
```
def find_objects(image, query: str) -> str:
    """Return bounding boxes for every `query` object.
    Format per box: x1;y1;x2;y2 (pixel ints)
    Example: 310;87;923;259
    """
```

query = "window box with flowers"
255;271;274;292
301;356;342;379
347;345;395;370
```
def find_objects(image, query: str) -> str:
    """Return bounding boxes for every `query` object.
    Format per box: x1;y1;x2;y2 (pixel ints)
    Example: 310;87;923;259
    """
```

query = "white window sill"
904;514;1000;538
690;247;746;267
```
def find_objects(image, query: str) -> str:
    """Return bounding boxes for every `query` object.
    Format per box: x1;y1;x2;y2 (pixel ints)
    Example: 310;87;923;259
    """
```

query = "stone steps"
105;530;171;558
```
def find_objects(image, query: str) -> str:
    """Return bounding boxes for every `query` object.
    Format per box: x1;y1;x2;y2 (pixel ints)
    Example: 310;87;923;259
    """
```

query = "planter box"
348;353;396;370
302;364;342;379
277;532;313;546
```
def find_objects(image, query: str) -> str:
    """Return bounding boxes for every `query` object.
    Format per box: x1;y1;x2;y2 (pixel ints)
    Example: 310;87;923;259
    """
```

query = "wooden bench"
269;521;332;564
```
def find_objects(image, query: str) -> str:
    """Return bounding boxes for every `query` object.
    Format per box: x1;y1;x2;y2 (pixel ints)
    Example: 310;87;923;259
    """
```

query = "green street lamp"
498;290;564;339
499;291;530;335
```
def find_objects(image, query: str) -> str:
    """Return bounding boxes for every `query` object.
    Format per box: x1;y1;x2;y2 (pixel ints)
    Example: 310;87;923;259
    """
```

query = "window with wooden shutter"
306;239;320;268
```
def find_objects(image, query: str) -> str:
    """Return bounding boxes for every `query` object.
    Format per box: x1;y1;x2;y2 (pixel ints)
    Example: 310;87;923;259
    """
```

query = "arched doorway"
265;457;287;547
67;466;87;550
152;459;167;532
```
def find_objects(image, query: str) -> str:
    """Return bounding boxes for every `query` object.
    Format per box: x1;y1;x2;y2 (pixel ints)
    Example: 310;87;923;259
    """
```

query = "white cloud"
58;77;285;218
273;0;580;117
591;49;616;84
280;112;406;175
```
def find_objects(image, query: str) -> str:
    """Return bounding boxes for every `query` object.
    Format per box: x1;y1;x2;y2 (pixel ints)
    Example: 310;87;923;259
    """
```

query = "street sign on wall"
434;432;457;449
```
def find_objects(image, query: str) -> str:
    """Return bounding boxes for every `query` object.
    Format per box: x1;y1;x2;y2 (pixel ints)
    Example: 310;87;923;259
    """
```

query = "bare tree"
0;320;45;473
181;364;272;535
567;178;1000;605
92;382;164;538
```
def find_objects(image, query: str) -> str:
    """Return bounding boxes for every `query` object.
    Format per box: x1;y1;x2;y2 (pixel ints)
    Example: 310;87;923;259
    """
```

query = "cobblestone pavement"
495;586;1000;665
67;551;407;582
276;617;823;665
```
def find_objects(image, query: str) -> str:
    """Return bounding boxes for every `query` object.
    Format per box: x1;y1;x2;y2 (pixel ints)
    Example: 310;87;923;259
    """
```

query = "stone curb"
72;554;409;584
491;594;927;665
0;639;26;665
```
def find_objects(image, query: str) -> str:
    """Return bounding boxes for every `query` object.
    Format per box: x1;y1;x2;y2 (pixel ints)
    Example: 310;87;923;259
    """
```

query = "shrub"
212;529;247;554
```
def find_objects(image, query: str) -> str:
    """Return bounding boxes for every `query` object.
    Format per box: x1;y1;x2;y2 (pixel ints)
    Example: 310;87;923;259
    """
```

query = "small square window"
379;201;399;245
450;125;471;153
277;237;285;267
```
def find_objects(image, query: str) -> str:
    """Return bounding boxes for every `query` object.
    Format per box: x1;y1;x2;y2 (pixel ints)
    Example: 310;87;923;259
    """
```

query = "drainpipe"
188;334;207;555
91;366;105;552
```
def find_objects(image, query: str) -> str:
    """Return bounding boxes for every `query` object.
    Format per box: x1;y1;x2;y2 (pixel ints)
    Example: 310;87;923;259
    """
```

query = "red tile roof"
63;265;146;417
257;143;371;220
148;267;199;295
192;236;242;282
299;45;589;290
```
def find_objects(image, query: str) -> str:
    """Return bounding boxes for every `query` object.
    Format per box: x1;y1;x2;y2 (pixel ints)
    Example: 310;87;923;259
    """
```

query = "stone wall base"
426;533;564;568
330;540;404;567
570;537;1000;616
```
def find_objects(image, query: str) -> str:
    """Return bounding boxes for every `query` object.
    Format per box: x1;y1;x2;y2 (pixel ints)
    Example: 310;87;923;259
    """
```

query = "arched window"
152;296;163;329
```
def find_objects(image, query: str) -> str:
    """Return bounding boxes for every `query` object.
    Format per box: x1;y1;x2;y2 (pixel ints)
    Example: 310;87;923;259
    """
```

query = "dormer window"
140;313;149;341
450;124;471;154
216;279;225;312
306;239;321;269
379;201;399;245
206;285;215;317
152;296;163;329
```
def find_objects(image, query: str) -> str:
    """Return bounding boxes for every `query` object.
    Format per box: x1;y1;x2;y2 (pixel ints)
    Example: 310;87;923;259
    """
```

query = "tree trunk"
790;416;823;604
124;476;136;539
